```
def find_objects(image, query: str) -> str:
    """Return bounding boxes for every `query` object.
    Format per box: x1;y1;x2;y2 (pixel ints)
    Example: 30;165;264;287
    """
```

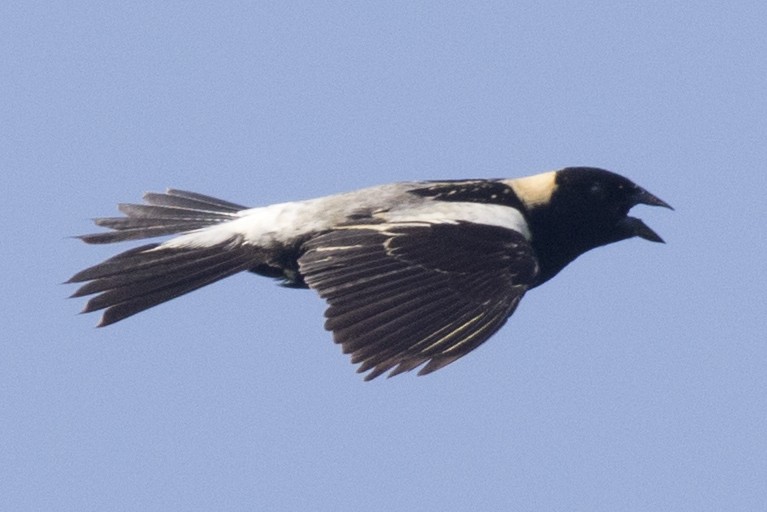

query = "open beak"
633;187;674;211
620;216;665;243
622;187;673;243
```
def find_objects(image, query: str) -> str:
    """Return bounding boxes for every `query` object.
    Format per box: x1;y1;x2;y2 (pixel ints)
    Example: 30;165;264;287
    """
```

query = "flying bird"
69;167;672;379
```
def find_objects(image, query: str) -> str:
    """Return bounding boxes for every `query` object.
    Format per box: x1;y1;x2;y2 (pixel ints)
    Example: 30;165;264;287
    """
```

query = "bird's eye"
589;182;604;199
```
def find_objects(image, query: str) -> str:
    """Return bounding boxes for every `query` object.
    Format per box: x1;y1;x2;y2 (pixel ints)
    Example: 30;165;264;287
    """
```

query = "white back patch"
157;200;315;249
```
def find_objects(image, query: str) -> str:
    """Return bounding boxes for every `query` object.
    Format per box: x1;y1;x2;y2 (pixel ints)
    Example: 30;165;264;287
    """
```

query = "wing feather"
299;221;538;379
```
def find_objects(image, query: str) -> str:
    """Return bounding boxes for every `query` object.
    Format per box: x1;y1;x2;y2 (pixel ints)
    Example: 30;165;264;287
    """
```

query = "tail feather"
78;189;246;245
70;243;186;283
116;203;236;220
70;243;233;298
94;217;201;230
142;189;246;212
70;238;261;326
95;252;256;327
79;225;210;244
70;189;263;326
78;245;245;311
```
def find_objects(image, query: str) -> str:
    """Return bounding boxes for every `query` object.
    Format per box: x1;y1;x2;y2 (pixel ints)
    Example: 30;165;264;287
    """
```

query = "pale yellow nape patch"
504;171;558;208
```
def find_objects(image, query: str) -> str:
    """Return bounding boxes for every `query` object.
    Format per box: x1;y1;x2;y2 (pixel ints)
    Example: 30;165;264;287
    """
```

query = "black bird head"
517;167;673;286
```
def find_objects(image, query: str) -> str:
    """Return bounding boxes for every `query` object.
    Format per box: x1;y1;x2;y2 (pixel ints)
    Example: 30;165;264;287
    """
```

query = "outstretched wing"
298;221;539;379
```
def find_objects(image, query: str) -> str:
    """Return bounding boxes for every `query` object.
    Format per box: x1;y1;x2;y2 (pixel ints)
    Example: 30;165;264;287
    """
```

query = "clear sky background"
3;2;766;511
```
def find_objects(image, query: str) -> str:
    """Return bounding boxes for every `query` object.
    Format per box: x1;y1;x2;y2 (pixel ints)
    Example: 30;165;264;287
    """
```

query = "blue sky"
3;1;766;510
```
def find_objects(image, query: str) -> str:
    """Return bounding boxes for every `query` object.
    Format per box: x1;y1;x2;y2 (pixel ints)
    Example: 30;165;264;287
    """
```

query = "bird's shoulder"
407;179;525;209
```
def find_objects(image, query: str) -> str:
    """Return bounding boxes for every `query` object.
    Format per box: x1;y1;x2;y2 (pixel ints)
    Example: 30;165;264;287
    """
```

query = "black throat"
524;207;599;286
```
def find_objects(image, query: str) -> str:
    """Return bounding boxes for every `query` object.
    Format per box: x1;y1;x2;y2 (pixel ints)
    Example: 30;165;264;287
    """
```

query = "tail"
68;189;262;326
77;188;247;244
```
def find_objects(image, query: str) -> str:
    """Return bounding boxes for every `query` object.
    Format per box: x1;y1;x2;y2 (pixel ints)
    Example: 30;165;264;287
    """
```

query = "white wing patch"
378;201;531;240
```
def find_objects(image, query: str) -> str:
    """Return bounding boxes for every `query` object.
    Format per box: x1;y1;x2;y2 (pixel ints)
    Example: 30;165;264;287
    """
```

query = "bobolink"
69;167;672;379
